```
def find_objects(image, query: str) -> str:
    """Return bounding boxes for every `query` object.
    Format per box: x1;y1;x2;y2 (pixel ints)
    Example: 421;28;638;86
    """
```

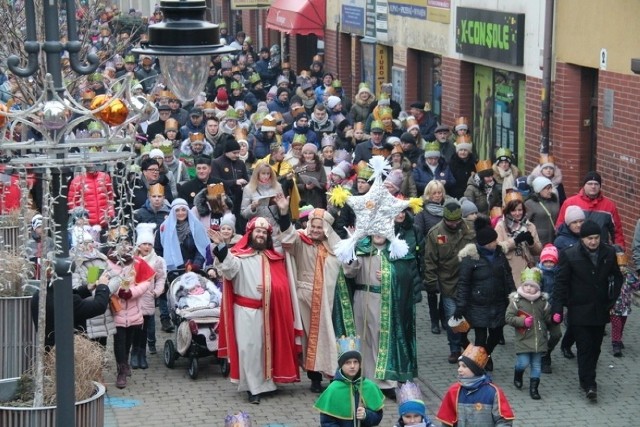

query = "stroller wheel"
220;358;230;377
164;340;177;369
188;356;199;380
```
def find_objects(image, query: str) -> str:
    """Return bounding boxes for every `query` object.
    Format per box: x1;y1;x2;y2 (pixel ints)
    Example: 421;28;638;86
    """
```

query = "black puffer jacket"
455;243;515;328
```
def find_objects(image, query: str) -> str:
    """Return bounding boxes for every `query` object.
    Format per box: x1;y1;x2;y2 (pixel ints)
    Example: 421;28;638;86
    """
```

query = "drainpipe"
540;0;554;155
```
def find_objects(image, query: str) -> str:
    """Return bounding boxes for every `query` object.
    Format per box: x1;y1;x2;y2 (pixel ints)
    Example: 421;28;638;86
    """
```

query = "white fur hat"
135;223;156;246
181;272;201;290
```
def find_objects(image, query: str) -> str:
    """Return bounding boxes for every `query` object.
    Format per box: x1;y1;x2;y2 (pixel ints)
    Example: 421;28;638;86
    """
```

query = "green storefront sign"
456;7;525;66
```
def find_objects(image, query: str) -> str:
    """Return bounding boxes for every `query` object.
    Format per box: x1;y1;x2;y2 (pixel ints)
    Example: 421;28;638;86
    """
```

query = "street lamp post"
1;1;234;425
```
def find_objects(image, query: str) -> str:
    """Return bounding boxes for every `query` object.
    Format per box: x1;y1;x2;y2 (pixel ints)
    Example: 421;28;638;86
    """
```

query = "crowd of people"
5;4;640;426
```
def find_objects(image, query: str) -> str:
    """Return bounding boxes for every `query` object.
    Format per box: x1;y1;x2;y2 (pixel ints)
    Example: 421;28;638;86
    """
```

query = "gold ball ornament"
100;98;129;126
89;94;111;118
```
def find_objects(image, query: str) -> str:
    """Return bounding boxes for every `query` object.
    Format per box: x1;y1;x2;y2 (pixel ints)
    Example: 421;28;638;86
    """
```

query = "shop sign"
456;7;525;66
231;0;270;9
389;0;427;20
375;44;389;95
342;0;366;35
365;0;376;38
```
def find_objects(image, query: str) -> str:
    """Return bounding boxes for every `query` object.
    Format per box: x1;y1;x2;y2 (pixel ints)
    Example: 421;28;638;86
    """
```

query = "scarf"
516;286;541;302
505;214;525;235
302;160;317;172
176;220;190;243
311;111;329;127
459;374;489;390
426;201;443;217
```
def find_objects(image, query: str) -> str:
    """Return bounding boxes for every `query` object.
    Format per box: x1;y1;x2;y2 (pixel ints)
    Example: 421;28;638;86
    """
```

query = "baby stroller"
163;271;230;379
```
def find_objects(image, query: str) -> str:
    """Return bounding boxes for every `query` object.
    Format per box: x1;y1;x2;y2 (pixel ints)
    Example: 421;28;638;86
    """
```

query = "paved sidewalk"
104;299;639;426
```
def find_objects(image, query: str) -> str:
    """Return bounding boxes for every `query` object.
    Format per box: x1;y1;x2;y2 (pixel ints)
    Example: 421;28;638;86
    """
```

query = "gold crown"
189;132;205;142
354;122;365;132
503;191;523;206
456;134;472;145
262;115;277;128
206;183;225;199
455;116;469;127
202;101;216;111
617;253;629;266
490;206;503;219
148;183;165;196
234;127;248;142
539;154;555;165
475;159;493;173
164;118;179;131
460;344;488;369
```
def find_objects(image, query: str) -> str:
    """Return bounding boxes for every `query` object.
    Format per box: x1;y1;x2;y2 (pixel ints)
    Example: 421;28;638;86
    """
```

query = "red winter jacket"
67;171;115;227
556;189;625;249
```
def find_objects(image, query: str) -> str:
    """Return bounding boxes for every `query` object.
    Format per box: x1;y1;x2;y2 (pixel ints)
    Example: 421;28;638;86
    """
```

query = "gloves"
524;316;534;328
514;231;533;245
552;313;562;324
118;288;132;300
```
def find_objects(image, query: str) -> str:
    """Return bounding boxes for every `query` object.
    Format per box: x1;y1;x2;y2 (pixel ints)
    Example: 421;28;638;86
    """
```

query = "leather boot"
530;378;541;400
513;370;524;389
116;364;127;389
122;362;132;377
130;348;140;369
541;352;552;374
139;349;148;369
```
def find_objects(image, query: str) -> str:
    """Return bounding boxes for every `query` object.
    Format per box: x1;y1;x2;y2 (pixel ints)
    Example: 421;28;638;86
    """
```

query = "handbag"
109;293;122;313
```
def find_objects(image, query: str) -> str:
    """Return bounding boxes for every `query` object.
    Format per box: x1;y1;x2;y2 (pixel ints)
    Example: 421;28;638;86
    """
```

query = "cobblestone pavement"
104;298;639;426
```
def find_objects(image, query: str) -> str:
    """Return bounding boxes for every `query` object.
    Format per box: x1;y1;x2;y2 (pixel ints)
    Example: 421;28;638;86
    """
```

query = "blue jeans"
158;292;170;321
515;352;543;379
442;296;462;353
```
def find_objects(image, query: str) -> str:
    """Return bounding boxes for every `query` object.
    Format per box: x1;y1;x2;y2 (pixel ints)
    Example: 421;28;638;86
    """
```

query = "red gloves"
552;313;562;324
118;288;132;300
524;316;534;328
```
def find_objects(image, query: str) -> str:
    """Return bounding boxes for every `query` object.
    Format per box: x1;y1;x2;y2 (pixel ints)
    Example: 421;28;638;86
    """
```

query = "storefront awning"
266;0;326;37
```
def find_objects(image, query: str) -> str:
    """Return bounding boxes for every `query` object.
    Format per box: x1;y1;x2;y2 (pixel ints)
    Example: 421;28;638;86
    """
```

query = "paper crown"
248;73;261;84
356;161;374;180
337;335;361;356
354;122;365;132
261;114;277;131
292;133;307;145
230;81;242;90
215;77;226;88
164;118;179;131
202;101;216;112
460;344;488;369
224;411;252;427
206;183;225;199
424;142;440;157
234;127;249;143
159;141;173;155
405;116;419;131
124;54;136;63
617;252;629;266
298;204;314;219
159;90;176;100
503;191;523;206
378;106;393;119
495;147;512;162
456;134;472;145
87;121;102;133
148;183;165;196
332;79;342;88
271;111;284;123
370;120;384;132
189;132;205;142
390;144;403;156
396;381;424;406
520;267;542;286
475;159;493;173
225;107;239;120
81;89;96;100
107;225;130;244
455;116;469;130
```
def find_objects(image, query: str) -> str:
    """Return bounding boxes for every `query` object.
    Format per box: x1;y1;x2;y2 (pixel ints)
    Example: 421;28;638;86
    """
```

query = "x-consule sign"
455;7;525;66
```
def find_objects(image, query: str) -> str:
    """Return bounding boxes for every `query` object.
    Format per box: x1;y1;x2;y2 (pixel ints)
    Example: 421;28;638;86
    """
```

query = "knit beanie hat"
540;244;559;264
400;132;416;145
475;215;498;246
460;197;478;218
443;201;462;221
532;176;553;194
583;171;602;186
384;169;403;192
135;223;156;246
579;220;601;238
302;143;318;154
224;139;241;153
326;96;342;109
220;213;236;229
564;205;586;225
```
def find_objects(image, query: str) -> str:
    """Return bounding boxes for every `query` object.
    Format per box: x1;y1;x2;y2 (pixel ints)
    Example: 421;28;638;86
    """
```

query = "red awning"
266;0;325;37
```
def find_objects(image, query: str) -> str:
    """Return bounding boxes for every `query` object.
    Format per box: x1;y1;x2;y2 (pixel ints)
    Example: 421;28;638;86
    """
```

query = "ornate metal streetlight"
0;1;235;425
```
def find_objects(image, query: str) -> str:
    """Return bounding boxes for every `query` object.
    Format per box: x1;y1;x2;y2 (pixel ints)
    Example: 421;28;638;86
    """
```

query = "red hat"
540;244;558;264
215;88;229;110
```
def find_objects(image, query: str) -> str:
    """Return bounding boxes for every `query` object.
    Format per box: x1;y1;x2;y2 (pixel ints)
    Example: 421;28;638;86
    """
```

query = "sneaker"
248;392;261;404
448;351;461;364
586;388;597;402
310;381;326;393
148;343;157;355
431;325;441;334
161;318;175;333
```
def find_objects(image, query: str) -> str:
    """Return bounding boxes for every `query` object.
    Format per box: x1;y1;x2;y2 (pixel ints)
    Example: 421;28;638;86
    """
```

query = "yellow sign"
375;45;389;95
231;0;270;9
